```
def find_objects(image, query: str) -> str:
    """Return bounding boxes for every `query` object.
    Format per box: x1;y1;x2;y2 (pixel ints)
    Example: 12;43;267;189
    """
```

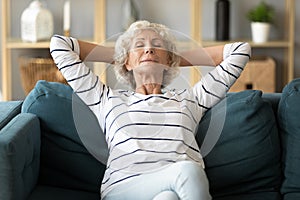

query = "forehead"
133;29;162;40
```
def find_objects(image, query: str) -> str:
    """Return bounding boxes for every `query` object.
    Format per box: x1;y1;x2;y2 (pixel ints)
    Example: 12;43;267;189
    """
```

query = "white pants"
103;161;212;200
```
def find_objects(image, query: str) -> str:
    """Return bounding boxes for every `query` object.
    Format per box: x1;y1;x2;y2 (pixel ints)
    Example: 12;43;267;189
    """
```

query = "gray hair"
113;20;180;89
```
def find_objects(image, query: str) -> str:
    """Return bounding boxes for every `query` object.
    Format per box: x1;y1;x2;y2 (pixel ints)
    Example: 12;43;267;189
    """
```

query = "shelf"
6;38;97;49
1;0;295;100
202;40;291;48
6;38;290;50
6;39;50;49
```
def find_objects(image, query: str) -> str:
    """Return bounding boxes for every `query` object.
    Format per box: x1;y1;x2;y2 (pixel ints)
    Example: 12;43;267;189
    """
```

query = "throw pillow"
196;90;281;199
22;80;106;193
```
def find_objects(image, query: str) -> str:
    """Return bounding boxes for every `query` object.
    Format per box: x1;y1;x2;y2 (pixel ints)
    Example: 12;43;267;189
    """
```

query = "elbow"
49;35;60;54
243;42;252;59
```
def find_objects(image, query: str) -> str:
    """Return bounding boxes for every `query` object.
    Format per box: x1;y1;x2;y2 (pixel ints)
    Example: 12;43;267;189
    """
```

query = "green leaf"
247;1;275;23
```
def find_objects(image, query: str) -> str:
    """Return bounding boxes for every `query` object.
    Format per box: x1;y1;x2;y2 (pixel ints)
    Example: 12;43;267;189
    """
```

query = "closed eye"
135;41;144;48
152;39;164;48
153;44;162;48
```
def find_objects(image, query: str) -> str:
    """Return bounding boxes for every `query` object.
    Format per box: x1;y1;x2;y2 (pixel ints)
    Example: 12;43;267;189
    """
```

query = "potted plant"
247;1;275;43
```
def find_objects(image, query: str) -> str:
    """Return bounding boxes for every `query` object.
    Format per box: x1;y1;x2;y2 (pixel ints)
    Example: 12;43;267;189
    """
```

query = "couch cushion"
262;93;281;113
196;90;281;199
0;101;22;130
214;192;281;200
28;185;99;200
278;78;300;200
22;81;106;193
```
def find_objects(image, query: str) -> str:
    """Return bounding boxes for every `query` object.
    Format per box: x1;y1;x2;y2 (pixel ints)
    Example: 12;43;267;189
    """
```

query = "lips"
140;59;158;63
141;60;158;63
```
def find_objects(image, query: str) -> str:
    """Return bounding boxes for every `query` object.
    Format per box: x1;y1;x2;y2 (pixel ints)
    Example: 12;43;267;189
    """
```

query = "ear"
124;58;133;71
166;54;173;69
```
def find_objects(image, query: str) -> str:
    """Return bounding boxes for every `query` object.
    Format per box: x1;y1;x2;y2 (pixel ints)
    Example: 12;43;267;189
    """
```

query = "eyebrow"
134;38;163;41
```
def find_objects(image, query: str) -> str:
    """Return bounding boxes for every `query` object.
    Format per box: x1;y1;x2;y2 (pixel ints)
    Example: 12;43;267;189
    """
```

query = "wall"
1;0;300;100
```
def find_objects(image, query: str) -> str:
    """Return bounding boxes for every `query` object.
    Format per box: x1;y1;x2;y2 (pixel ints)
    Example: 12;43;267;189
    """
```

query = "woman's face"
125;29;170;71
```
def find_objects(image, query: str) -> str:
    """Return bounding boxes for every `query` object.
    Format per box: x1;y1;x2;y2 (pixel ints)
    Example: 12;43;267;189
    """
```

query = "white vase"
21;0;54;42
251;22;271;43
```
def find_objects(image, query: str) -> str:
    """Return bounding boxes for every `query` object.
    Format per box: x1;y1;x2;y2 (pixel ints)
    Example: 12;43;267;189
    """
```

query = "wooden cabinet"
1;0;295;100
195;0;295;88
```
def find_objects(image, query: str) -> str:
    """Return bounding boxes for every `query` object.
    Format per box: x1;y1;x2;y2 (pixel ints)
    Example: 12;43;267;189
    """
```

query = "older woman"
50;20;251;200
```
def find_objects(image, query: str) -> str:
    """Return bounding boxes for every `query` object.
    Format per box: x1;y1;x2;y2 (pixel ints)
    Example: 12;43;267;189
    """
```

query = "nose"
144;47;154;54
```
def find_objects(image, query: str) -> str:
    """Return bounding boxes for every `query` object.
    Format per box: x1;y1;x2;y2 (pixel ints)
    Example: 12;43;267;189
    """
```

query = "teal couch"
1;78;300;200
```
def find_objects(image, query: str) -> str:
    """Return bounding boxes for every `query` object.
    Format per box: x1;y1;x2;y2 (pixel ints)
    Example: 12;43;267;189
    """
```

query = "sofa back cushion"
278;78;300;200
196;90;282;199
22;81;106;193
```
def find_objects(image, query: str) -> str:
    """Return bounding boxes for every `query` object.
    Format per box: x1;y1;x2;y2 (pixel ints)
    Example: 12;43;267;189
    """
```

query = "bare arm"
78;40;115;63
179;45;224;67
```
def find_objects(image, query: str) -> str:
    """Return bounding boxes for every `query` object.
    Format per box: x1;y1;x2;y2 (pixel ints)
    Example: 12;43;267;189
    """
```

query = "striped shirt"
50;35;251;197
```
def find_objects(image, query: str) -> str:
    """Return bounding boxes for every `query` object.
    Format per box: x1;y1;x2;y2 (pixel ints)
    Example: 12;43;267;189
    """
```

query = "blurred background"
1;0;299;100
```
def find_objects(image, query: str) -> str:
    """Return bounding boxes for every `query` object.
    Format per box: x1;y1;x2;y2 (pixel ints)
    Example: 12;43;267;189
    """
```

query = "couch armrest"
0;101;22;130
0;113;40;200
